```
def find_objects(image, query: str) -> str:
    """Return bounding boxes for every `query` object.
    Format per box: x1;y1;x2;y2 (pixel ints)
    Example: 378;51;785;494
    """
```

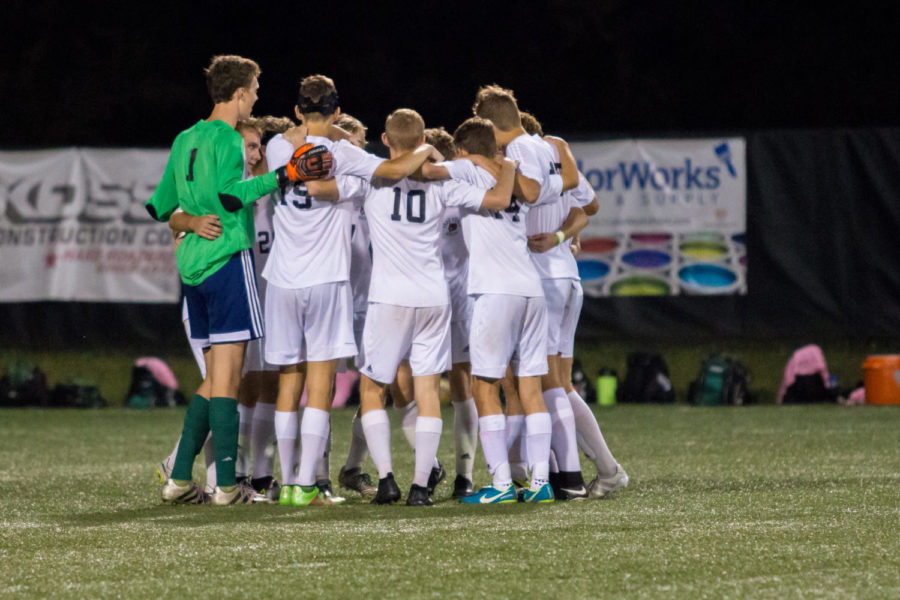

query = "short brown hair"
520;111;543;136
384;108;425;152
298;74;339;118
424;127;456;160
335;113;367;141
472;84;520;131
205;55;260;104
452;118;497;158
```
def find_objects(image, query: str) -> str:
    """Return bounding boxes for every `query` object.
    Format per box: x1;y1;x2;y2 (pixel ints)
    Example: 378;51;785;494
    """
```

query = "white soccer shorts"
557;281;583;358
541;278;581;357
450;318;471;365
469;294;548;379
264;281;357;365
361;303;452;384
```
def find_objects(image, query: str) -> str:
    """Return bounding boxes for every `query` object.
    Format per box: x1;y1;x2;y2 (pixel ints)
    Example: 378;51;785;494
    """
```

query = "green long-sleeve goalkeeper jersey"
146;119;279;285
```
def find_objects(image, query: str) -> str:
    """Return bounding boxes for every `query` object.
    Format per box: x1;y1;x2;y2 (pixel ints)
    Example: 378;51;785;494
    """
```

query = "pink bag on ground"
777;344;830;404
135;357;178;390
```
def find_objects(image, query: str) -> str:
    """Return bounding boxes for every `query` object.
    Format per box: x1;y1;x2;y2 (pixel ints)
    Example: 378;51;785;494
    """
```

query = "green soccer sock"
171;394;210;481
209;396;239;488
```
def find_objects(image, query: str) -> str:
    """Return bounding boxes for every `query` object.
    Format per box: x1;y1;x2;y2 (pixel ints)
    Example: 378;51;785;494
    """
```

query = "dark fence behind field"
3;126;900;349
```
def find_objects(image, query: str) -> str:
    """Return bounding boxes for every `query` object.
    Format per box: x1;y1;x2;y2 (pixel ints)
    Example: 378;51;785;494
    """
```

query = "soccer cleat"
405;484;434;506
279;484;294;506
371;473;401;505
338;466;377;498
427;461;446;495
557;484;589;501
251;476;281;502
460;484;517;504
451;474;474;499
156;460;171;484
522;482;555;503
291;485;333;507
588;464;630;499
316;479;345;504
211;482;267;505
162;479;208;505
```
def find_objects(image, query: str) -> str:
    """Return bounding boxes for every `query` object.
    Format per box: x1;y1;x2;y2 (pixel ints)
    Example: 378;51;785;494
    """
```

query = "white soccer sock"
162;437;180;475
203;433;216;490
506;414;528;481
544;388;581;472
297;407;330;486
568;389;619;476
314;428;332;481
344;413;369;471
236;404;253;479
361;409;393;478
395;401;418;449
251;402;276;479
525;412;552;490
453;397;478;481
274;410;298;485
479;414;512;489
413;416;442;488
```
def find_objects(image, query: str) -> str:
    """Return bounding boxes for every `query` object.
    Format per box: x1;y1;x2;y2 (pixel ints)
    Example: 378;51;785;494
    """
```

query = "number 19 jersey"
262;134;384;290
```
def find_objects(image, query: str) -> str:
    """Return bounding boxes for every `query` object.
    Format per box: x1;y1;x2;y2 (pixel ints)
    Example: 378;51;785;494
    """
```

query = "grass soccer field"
1;404;897;599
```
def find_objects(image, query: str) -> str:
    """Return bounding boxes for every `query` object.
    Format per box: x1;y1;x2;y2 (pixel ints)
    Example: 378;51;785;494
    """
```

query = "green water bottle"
596;368;618;406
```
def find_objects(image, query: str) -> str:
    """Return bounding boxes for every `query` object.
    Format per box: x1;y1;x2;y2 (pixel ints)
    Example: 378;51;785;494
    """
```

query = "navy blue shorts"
182;249;264;346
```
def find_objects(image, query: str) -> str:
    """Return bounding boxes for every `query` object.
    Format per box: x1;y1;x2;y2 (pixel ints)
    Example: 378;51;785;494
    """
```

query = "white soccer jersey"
251;192;276;283
261;134;384;289
348;201;372;315
440;205;470;321
444;159;544;298
570;172;596;208
506;134;577;280
363;176;486;307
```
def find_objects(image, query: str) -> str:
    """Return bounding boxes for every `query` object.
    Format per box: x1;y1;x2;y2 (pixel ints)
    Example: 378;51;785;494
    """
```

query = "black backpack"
619;352;675;403
688;354;750;406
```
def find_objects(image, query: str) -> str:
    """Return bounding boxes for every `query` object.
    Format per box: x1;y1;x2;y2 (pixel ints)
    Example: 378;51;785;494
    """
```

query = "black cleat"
451;474;474;499
427;461;446;495
406;483;434;506
371;472;401;505
556;471;589;500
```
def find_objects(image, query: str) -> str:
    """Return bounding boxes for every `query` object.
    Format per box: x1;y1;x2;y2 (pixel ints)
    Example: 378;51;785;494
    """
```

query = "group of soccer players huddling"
148;55;628;507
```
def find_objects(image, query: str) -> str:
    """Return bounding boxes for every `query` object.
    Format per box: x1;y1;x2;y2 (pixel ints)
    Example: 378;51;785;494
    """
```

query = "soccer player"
472;85;591;500
147;55;319;505
353;108;516;506
235;116;296;501
521;113;629;497
263;76;441;507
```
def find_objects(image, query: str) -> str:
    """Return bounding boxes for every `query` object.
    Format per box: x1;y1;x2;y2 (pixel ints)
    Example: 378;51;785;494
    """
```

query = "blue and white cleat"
521;482;555;503
460;484;517;504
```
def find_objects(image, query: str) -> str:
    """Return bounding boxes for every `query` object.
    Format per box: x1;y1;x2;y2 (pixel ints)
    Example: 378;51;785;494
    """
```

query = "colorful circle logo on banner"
609;275;671;296
678;264;739;294
621;249;671;270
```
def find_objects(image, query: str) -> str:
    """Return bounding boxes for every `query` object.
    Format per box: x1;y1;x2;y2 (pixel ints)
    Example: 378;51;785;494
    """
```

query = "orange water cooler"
862;355;900;405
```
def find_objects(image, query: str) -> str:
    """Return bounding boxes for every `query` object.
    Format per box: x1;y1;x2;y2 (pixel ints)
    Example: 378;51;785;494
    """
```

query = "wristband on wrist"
555;230;566;246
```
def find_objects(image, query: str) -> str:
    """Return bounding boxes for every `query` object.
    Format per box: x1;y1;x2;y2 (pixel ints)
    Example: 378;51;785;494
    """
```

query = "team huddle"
147;55;628;507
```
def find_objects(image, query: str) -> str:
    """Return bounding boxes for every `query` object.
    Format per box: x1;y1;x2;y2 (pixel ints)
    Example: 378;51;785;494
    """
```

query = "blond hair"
384;108;425;152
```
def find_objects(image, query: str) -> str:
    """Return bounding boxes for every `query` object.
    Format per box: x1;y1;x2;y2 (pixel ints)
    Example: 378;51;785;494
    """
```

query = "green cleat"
279;484;294;506
291;485;333;506
460;484;517;504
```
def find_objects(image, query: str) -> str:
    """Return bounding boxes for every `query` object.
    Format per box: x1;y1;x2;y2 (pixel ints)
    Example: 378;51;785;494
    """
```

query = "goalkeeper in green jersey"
147;55;321;505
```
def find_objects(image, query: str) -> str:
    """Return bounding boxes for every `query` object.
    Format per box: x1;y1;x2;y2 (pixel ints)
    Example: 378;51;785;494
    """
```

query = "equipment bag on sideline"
619;352;675;403
688;354;750;406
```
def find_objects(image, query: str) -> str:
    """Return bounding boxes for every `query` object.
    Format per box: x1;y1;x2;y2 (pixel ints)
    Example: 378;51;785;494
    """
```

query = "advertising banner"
0;149;179;302
570;138;746;297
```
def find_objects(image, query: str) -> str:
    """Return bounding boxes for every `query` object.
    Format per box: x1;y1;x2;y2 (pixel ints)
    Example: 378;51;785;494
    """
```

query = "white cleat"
162;479;208;504
588;464;629;499
210;481;269;505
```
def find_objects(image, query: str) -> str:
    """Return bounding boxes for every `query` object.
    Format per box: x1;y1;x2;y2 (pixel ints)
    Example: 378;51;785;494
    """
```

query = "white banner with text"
0;149;179;302
570;138;746;296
